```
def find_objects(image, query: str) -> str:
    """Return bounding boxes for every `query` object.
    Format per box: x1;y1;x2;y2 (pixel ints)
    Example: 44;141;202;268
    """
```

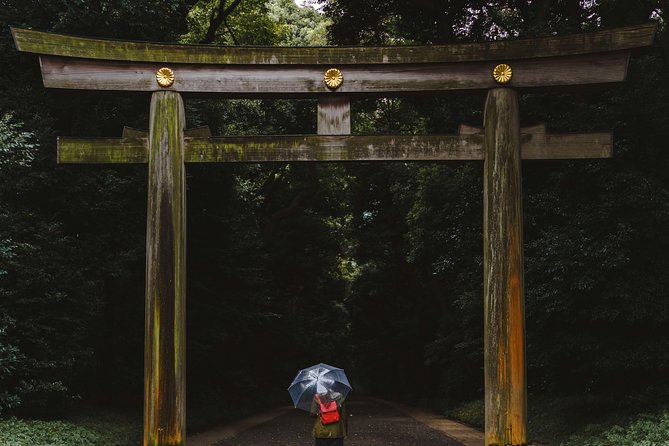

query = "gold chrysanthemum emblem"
324;68;343;90
493;63;513;84
156;67;175;88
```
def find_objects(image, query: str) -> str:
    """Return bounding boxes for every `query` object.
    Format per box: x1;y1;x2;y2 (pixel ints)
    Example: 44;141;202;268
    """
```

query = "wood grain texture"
185;135;482;162
57;136;148;163
121;126;211;138
184;126;212;137
122;126;148;138
38;51;630;94
12;24;655;65
57;132;611;164
318;97;351;135
144;91;186;446
483;88;527;446
523;132;612;159
459;124;613;159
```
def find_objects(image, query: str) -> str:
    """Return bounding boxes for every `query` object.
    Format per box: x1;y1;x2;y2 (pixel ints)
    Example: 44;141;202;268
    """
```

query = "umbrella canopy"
288;363;352;412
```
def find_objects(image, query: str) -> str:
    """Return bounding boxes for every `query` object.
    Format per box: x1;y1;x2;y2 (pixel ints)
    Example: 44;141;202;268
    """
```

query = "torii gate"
12;23;655;446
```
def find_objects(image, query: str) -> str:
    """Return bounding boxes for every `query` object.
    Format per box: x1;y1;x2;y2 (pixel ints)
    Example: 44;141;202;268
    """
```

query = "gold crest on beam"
324;68;344;90
156;67;175;88
493;64;513;84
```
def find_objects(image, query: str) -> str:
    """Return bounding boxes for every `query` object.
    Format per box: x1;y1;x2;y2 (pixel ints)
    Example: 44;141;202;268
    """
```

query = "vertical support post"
483;88;527;446
318;96;351;135
145;91;187;446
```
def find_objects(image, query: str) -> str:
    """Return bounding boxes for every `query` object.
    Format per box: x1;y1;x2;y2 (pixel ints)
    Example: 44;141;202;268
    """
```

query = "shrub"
0;418;101;446
0;409;141;446
561;411;669;446
446;399;484;428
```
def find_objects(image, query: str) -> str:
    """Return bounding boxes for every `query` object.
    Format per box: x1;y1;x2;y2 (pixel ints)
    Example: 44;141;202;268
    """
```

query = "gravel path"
213;398;464;446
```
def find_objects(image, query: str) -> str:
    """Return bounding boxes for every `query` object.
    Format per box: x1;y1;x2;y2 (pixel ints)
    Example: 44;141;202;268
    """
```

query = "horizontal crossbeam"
12;24;655;65
57;132;612;164
39;52;630;95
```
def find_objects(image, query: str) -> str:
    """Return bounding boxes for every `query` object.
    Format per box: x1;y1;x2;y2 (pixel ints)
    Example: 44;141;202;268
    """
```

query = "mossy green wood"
56;132;611;164
483;88;527;446
11;24;655;65
121;126;211;138
145;91;186;446
57;137;147;163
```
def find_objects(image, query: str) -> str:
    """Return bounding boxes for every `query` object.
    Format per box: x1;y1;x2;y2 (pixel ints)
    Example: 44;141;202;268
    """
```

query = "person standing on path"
311;392;348;446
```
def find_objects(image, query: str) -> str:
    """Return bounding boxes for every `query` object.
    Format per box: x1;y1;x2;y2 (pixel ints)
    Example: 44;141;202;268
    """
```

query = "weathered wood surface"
458;124;613;159
523;132;612;159
184;126;212;137
318;97;351;135
122;126;147;138
57;136;147;163
145;91;186;446
186;135;480;162
57;132;611;164
123;126;211;138
460;123;546;135
483;88;527;446
12;24;655;65
38;51;630;94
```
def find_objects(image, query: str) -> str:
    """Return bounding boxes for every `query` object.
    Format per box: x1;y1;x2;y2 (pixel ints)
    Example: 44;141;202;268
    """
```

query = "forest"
0;0;668;445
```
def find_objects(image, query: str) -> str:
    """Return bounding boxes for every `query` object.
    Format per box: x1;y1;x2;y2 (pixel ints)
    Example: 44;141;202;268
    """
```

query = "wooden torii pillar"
12;24;654;446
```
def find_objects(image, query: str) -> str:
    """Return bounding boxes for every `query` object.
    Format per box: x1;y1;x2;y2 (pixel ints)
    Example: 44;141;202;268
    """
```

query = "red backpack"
315;395;340;425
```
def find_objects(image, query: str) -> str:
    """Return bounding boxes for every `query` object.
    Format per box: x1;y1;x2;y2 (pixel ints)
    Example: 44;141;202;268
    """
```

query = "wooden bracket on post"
318;96;351;136
123;126;211;138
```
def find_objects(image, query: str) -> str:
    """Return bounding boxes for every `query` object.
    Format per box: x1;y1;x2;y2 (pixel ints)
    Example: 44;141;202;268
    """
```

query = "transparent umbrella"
287;363;352;412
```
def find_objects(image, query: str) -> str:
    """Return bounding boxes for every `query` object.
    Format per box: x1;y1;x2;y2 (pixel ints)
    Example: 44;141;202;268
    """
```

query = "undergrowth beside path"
560;412;669;446
0;409;141;446
2;400;669;445
445;395;669;446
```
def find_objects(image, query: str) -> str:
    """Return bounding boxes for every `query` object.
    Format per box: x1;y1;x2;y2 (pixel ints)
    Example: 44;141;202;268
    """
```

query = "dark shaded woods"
0;0;667;430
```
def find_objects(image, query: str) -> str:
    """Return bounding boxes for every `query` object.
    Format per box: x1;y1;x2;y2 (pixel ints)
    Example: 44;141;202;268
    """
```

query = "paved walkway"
188;397;484;446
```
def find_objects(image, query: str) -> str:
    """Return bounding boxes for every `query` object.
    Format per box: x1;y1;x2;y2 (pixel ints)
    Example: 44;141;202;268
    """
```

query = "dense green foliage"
180;0;281;44
448;395;669;446
0;419;102;446
268;0;331;45
561;411;669;446
0;408;141;445
0;1;668;445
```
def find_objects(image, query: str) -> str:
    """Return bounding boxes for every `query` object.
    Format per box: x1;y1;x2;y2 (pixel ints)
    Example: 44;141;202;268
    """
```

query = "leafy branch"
200;0;243;44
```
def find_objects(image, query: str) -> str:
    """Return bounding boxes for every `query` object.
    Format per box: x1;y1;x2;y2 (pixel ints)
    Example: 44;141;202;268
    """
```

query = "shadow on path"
211;397;465;446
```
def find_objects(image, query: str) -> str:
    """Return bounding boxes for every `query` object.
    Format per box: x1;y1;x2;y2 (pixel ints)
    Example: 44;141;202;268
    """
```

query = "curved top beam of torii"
12;24;656;64
11;24;655;96
10;24;657;164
